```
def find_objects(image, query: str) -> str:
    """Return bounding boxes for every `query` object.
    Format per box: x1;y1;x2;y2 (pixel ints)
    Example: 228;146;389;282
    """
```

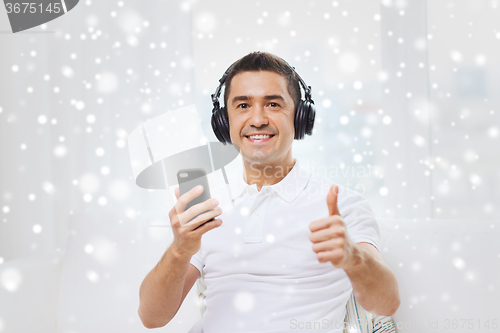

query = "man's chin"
241;152;274;165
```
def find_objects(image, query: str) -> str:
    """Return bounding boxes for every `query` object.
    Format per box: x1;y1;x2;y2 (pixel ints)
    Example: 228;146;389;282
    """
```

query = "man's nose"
248;104;268;127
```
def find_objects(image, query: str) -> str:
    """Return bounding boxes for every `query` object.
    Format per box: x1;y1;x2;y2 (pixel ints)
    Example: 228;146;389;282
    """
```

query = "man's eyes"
236;103;280;109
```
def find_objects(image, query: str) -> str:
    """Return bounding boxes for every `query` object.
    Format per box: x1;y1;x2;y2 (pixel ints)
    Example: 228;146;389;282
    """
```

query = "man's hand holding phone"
168;185;223;257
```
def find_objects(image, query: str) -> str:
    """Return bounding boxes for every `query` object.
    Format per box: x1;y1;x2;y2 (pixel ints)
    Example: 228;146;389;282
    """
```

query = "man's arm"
138;248;200;328
138;185;223;328
309;185;400;317
343;242;400;316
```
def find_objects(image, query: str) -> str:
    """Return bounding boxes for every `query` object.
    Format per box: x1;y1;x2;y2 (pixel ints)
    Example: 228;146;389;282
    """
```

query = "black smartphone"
177;168;215;228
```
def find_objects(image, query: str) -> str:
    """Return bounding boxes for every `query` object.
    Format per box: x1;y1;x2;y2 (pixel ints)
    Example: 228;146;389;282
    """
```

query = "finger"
182;207;222;229
309;228;334;243
178;198;220;226
309;215;338;232
175;185;204;213
311;238;344;253
317;248;344;264
191;218;223;235
317;250;335;263
174;186;180;200
327;185;340;216
168;203;178;221
309;226;345;243
192;217;216;231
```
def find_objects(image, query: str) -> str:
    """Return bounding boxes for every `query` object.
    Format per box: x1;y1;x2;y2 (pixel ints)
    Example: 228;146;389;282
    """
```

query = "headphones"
210;57;316;145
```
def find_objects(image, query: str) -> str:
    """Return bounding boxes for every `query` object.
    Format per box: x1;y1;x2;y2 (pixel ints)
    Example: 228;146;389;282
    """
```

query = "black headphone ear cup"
219;106;231;143
294;100;307;140
211;106;232;144
294;100;315;140
304;101;315;136
211;106;226;144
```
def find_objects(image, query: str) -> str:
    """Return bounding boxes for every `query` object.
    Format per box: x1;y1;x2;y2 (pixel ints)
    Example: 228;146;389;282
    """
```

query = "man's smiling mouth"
245;134;275;142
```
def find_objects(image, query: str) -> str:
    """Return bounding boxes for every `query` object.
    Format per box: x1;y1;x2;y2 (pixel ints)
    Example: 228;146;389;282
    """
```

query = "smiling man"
138;52;400;333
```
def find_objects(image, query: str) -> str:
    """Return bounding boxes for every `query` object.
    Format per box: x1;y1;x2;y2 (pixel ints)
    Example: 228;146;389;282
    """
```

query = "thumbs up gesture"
308;185;358;270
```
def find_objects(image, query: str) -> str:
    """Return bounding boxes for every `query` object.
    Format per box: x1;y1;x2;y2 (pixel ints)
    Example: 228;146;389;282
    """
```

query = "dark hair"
223;51;301;110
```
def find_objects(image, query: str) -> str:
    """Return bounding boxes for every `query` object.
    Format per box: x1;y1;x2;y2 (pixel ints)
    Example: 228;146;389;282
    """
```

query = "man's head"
223;52;301;111
223;52;301;167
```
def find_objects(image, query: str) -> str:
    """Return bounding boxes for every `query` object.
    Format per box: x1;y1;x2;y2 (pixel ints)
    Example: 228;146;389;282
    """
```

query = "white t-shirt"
189;158;381;333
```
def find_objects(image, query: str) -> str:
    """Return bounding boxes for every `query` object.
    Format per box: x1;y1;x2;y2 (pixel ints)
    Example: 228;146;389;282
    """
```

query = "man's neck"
242;157;297;192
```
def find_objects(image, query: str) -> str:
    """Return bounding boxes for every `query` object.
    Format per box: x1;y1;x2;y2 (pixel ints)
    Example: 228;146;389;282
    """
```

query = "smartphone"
177;168;215;228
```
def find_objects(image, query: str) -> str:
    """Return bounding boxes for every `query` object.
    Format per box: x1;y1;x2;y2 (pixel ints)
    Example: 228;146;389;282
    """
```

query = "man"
138;52;400;332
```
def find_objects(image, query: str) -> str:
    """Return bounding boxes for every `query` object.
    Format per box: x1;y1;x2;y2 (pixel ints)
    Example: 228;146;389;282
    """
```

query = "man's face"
226;70;295;166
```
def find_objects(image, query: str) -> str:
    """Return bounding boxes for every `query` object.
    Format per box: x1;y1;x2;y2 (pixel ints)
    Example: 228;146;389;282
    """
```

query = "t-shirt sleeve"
339;189;381;252
189;247;204;275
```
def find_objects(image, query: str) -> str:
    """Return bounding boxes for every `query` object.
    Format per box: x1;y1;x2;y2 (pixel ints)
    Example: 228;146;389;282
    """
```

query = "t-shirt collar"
228;158;311;203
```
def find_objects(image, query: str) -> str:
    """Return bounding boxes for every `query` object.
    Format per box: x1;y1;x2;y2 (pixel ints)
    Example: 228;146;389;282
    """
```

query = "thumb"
327;185;340;216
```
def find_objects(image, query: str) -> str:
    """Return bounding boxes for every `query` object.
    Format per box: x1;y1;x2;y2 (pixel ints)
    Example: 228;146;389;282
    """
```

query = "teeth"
248;135;272;139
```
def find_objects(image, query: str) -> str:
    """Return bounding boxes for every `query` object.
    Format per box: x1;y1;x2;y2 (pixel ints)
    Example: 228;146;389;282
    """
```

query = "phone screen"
177;168;214;228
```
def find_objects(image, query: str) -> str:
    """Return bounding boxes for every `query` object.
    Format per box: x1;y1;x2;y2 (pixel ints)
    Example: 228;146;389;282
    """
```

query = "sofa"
0;207;498;333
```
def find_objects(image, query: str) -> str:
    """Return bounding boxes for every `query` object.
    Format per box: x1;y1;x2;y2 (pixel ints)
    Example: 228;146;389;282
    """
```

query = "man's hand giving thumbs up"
308;185;362;270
